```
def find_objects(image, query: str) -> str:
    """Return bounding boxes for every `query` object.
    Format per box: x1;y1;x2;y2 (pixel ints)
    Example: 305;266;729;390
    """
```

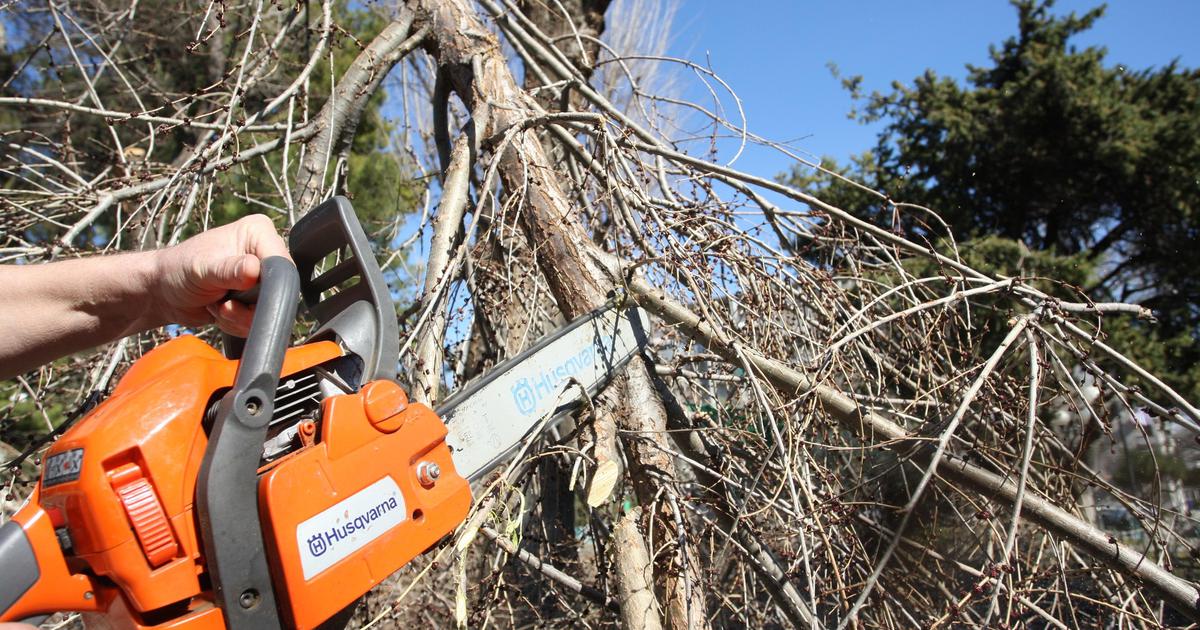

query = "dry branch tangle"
506;8;1200;623
628;276;1200;623
4;0;1199;626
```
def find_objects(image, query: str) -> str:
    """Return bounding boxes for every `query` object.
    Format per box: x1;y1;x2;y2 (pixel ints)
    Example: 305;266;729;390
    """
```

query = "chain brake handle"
221;196;398;383
287;196;399;381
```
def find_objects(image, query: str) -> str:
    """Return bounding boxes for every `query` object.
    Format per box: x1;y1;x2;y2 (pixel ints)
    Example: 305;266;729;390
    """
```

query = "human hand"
150;214;291;337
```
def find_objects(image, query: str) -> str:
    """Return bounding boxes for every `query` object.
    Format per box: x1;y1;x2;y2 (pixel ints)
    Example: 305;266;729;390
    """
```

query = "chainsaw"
0;197;649;629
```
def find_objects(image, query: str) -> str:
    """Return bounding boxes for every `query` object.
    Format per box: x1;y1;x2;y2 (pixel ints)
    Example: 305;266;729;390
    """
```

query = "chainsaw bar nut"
416;461;441;488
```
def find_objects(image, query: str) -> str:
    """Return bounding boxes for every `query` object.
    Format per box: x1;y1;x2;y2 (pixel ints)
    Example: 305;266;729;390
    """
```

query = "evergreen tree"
785;0;1200;398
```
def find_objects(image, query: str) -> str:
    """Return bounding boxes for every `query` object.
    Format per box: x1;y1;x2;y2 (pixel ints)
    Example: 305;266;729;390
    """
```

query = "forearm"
0;214;289;380
0;252;163;379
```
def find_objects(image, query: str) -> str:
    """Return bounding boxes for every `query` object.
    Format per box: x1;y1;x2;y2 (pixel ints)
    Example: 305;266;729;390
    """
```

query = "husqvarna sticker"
295;476;407;579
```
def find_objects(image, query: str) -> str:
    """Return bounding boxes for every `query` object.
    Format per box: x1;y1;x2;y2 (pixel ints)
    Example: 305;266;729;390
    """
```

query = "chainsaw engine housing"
0;198;472;629
6;336;470;629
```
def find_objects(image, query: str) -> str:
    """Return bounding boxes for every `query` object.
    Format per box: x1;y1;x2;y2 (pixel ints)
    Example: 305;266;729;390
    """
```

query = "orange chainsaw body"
259;381;471;628
3;335;470;628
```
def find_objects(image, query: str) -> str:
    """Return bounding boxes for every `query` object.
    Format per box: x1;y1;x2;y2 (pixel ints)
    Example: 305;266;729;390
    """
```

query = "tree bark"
613;507;664;630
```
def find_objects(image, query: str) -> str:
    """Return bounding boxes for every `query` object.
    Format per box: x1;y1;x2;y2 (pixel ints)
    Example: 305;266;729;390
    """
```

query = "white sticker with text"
295;476;407;580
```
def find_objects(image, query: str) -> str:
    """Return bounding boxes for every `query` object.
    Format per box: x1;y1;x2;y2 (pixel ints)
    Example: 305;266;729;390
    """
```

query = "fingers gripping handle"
226;198;399;375
198;256;298;629
221;286;261;360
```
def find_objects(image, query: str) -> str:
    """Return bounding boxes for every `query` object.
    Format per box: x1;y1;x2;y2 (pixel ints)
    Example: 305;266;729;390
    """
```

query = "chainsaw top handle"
198;255;299;629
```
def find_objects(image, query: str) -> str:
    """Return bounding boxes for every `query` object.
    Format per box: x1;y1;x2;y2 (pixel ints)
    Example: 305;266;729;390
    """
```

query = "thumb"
205;254;261;292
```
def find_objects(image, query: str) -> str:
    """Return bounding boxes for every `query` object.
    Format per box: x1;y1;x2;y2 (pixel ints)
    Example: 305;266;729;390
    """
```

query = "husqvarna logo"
296;477;407;579
307;534;328;557
512;380;536;415
509;341;603;416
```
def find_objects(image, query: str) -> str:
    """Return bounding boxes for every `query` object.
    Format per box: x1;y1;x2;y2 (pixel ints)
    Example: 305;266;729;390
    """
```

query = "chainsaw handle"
227;256;298;394
220;286;260;360
198;255;298;629
0;501;101;623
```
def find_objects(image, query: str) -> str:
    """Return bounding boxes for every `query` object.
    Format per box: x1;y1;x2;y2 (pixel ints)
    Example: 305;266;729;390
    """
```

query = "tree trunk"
414;2;710;627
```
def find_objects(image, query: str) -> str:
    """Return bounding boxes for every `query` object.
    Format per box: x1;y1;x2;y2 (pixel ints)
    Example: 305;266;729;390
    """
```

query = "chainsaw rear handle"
0;519;44;623
197;255;299;629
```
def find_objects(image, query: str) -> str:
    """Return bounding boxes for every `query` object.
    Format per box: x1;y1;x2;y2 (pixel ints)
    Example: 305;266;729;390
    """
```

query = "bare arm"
0;215;290;380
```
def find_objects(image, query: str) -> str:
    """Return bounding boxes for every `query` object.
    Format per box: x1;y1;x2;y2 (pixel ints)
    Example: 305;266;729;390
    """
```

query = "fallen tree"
2;1;1198;627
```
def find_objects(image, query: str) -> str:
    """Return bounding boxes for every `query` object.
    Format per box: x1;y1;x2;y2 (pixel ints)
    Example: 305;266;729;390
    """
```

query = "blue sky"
666;1;1200;181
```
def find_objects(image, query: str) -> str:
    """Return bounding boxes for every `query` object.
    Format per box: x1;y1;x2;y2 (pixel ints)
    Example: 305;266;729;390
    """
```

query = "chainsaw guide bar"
439;303;651;482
